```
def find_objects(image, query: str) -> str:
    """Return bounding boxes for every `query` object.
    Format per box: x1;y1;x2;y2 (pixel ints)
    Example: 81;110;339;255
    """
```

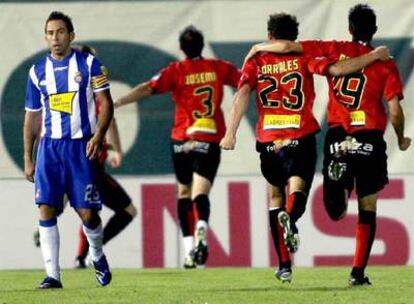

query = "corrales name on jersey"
260;59;299;75
185;72;217;85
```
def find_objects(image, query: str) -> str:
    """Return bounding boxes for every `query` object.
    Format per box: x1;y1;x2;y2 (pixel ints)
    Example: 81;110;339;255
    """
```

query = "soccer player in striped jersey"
243;4;411;286
220;12;391;283
23;12;114;288
115;26;241;268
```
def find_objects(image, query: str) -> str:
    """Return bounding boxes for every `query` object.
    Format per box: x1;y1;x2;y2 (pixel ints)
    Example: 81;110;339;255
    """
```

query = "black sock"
194;194;210;223
177;198;194;236
269;209;291;269
103;210;133;245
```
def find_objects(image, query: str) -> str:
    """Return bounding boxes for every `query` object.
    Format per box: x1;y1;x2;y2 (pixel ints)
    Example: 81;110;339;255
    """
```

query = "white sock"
83;222;104;262
183;236;194;257
39;224;60;281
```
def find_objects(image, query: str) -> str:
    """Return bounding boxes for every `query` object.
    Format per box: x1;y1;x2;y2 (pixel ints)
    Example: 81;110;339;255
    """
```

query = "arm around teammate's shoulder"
327;46;391;77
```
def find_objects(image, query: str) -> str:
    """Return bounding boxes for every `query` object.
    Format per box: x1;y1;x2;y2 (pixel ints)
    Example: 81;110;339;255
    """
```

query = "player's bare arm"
220;84;251;150
106;117;123;168
23;111;41;182
114;81;153;108
388;97;411;151
244;40;302;65
327;46;391;76
87;89;114;159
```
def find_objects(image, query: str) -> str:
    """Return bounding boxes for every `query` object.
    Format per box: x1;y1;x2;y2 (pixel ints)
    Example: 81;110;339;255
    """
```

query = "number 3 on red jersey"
193;85;214;118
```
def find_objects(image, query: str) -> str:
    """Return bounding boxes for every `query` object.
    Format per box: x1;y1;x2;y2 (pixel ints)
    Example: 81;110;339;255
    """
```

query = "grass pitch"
0;267;412;304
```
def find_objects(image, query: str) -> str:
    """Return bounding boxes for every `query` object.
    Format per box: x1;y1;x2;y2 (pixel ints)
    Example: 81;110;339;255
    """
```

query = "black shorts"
256;133;317;193
323;126;388;197
95;165;132;211
170;140;221;185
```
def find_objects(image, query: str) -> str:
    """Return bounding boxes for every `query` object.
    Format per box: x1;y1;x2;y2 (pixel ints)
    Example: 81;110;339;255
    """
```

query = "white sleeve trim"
25;107;42;112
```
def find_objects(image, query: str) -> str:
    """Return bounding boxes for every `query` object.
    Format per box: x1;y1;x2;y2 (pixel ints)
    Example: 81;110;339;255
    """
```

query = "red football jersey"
149;57;241;142
240;52;332;142
302;40;404;133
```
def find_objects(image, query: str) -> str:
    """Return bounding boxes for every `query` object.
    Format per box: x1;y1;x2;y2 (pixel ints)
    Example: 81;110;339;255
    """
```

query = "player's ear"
69;32;75;42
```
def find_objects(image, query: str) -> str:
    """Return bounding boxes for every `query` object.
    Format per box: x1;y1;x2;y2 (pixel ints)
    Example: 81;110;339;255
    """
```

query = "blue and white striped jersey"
25;48;110;139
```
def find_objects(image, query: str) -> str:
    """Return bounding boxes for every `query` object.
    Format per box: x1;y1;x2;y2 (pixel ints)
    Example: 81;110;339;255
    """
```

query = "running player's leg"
284;134;317;252
268;184;292;283
191;142;220;266
349;193;377;286
257;141;292;282
171;141;196;268
349;131;387;286
322;127;352;221
100;173;137;245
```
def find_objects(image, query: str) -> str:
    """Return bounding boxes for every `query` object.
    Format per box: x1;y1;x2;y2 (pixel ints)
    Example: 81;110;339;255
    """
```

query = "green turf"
0;267;412;304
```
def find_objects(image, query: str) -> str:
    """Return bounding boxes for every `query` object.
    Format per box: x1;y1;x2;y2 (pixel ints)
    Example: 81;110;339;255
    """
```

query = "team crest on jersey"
100;65;109;76
74;72;82;83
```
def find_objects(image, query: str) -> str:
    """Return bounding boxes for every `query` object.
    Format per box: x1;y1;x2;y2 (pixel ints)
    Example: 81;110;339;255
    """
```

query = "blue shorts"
34;137;102;211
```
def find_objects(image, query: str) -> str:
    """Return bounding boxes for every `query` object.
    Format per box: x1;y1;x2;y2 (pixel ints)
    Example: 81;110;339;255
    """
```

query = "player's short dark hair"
349;4;377;42
267;13;299;41
179;25;204;58
45;11;74;33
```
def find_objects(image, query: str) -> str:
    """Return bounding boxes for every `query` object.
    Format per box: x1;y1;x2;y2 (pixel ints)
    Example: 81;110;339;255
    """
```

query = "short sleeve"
219;60;241;88
384;61;404;102
90;57;110;93
25;66;42;111
148;64;176;94
307;56;336;76
238;58;258;90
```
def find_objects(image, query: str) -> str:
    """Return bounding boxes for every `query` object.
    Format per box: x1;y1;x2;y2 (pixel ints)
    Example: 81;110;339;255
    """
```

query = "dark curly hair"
349;4;377;42
267;13;299;41
45;11;74;33
179;25;204;58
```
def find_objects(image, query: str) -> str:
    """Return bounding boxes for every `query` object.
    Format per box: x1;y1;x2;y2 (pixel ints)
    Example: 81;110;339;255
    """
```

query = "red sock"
352;210;376;271
269;209;291;268
77;225;89;259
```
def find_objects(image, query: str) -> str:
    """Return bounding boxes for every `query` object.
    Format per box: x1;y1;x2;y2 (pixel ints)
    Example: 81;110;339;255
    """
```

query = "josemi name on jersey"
185;72;217;85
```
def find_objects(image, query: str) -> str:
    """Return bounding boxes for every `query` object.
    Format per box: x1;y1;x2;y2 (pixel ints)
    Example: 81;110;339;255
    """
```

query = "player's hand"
24;158;35;183
108;151;122;168
372;46;391;61
220;135;236;150
86;133;104;160
398;136;411;151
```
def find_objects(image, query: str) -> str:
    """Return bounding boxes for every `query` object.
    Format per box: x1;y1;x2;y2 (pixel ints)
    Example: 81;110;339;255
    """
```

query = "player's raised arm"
220;84;251;150
114;81;153;108
388;97;411;151
327;46;391;76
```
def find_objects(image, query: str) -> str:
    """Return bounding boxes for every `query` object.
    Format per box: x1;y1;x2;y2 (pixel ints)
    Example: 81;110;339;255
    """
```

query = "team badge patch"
74;72;82;83
100;65;109;76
